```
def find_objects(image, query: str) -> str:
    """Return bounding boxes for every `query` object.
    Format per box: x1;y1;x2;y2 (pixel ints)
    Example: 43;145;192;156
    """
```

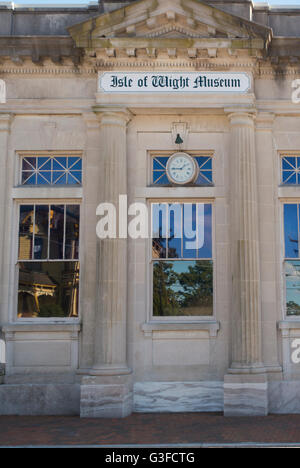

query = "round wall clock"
166;152;198;185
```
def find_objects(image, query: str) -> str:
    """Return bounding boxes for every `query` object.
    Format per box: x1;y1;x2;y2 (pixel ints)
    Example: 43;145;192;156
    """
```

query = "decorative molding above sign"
98;72;251;94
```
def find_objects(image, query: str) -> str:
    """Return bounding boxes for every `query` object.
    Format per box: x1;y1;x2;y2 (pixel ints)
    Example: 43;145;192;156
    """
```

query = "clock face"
166;153;198;185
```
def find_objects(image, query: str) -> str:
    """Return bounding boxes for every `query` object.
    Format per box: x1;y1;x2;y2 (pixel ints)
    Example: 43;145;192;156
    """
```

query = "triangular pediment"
68;0;272;50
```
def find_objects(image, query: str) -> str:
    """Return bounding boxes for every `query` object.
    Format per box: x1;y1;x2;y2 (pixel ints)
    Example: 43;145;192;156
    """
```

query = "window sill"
141;320;220;338
278;320;300;336
135;186;220;199
1;323;81;334
278;186;300;199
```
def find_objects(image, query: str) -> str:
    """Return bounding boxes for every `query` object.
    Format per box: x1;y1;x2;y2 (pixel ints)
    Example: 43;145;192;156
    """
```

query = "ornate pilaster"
224;109;268;416
80;107;133;418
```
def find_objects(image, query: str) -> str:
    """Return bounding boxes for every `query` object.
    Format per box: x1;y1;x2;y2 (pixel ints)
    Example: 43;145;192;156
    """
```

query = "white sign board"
99;72;251;94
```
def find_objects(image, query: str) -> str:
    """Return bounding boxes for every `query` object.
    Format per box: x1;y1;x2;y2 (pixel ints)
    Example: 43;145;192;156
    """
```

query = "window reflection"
153;261;213;316
286;261;300;316
152;202;213;317
19;205;34;260
18;204;80;319
18;262;79;318
49;205;64;259
34;205;49;260
284;204;299;258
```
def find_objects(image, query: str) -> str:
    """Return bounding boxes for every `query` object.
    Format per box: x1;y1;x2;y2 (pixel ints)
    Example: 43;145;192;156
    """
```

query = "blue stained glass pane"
37;174;50;185
153;157;169;170
39;172;51;183
183;204;197;258
53;158;67;170
55;174;67;185
37;158;51;170
283;171;297;184
283;157;296;170
286;261;300;316
68;174;80;185
71;171;82;184
168;204;182;259
53;171;65;184
199;204;212;259
196;172;213;185
68;158;82;170
153;173;169;185
196;157;212;170
284;204;299;258
22;174;36;185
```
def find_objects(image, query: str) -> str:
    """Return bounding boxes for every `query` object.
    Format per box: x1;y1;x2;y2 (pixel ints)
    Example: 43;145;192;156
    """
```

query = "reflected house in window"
18;268;57;318
17;204;80;318
18;262;80;319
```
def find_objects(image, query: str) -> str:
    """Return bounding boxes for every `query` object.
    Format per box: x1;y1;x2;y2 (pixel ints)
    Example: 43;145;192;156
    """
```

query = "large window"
151;202;213;317
17;204;80;319
283;203;300;316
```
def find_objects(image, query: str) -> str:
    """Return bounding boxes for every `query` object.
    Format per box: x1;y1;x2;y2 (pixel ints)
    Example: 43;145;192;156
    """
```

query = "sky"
4;0;300;6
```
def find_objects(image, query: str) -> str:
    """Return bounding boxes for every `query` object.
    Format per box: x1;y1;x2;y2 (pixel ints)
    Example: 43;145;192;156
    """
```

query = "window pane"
168;204;182;258
18;261;79;318
182;204;197;258
22;157;36;170
34;205;49;260
65;205;80;260
152;204;167;259
286;260;300;316
19;205;34;260
50;205;65;259
153;260;213;317
199;204;213;259
284;204;299;258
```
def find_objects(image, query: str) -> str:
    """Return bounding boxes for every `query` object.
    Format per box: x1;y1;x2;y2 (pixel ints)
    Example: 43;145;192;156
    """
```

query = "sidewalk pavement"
1;413;300;447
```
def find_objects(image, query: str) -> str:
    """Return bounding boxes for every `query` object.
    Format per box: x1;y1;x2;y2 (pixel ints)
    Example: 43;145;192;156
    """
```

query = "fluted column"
80;107;132;418
0;114;13;326
228;111;264;373
92;107;132;375
224;109;267;417
0;114;13;382
79;113;102;370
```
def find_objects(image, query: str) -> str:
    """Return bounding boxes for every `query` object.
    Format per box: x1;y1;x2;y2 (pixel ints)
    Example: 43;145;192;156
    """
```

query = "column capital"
0;113;13;132
225;107;256;126
93;106;132;127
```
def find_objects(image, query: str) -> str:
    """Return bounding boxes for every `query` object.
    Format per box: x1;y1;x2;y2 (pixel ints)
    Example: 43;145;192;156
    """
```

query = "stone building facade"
1;0;300;417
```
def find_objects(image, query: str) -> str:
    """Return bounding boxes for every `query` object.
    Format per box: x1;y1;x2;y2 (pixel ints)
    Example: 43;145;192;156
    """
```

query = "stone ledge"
141;321;220;338
278;321;300;337
1;323;81;333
